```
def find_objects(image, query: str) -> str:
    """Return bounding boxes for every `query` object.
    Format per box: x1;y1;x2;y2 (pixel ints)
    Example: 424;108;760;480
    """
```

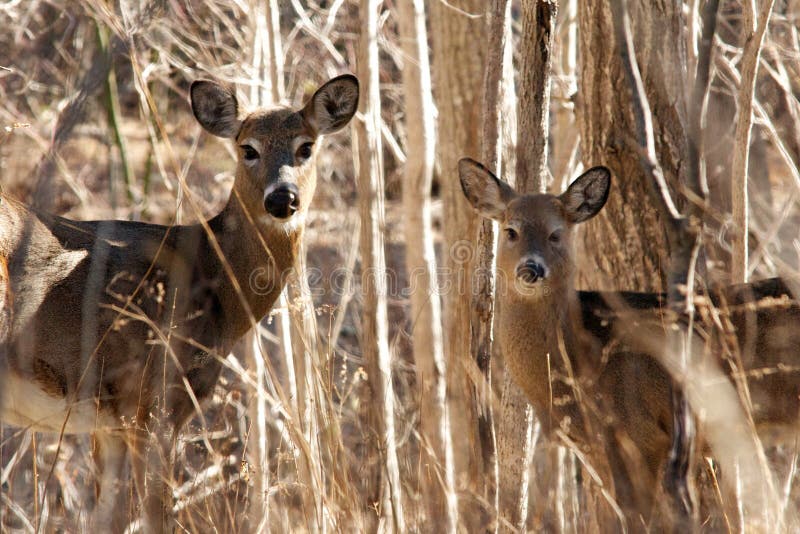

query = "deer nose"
264;184;300;219
516;259;546;284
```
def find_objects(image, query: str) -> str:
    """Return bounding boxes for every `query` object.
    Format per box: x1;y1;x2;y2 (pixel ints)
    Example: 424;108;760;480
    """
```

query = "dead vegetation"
1;0;800;532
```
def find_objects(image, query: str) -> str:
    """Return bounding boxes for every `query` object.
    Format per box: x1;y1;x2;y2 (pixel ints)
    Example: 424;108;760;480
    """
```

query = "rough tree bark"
396;0;457;530
354;0;404;530
428;0;488;518
515;0;558;195
469;2;514;529
497;1;556;530
576;0;688;293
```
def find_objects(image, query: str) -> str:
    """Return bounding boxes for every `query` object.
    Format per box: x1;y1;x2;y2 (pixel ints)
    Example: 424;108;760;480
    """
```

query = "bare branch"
730;0;776;283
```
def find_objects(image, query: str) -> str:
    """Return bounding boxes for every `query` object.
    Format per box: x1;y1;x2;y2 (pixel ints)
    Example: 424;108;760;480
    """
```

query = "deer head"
191;74;359;223
458;158;611;297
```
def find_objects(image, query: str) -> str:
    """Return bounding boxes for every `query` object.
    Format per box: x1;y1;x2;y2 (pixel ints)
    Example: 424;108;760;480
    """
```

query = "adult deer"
458;158;800;530
0;74;359;532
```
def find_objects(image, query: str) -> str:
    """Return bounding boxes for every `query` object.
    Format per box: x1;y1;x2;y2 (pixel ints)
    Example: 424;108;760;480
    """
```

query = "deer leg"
90;431;130;533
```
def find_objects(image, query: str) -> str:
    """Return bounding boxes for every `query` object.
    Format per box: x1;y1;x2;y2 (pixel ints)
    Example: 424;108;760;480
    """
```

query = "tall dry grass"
1;1;800;532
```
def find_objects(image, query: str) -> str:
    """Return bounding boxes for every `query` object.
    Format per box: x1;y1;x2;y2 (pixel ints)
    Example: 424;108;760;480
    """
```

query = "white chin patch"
260;212;306;233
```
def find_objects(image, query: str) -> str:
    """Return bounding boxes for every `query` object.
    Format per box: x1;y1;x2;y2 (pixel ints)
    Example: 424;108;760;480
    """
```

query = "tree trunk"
396;0;457;530
246;4;282;529
576;0;687;292
355;0;404;530
515;0;558;195
429;0;488;521
498;2;556;530
469;2;520;531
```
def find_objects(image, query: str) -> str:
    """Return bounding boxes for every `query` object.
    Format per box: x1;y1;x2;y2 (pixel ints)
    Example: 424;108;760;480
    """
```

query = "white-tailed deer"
458;158;800;529
0;74;359;532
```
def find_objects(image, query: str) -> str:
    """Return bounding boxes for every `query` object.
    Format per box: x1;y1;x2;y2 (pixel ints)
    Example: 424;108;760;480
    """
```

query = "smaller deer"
458;158;800;529
0;75;359;532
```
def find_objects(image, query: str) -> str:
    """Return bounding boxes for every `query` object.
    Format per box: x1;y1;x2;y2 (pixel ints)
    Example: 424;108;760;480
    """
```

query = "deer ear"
302;74;359;135
458;158;516;221
560;166;611;223
191;80;242;139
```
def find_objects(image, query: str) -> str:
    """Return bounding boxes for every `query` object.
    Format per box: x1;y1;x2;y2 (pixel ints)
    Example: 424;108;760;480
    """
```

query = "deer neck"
497;277;590;433
208;183;304;343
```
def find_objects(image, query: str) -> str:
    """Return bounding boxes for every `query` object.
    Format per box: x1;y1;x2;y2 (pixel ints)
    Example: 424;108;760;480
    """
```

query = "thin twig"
730;0;776;284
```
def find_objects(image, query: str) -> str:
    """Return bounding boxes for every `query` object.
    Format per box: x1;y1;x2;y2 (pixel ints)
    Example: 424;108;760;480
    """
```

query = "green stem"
97;22;136;207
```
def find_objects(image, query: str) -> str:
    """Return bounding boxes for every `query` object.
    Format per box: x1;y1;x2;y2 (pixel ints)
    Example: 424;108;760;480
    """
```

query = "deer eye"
296;142;314;161
548;229;563;243
241;144;259;161
505;228;519;242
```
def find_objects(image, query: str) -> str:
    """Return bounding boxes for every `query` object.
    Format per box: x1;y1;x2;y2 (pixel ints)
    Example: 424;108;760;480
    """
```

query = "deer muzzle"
264;183;300;219
516;259;547;285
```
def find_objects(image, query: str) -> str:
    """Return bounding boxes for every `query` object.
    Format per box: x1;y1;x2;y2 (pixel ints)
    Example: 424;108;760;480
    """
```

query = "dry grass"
1;1;800;532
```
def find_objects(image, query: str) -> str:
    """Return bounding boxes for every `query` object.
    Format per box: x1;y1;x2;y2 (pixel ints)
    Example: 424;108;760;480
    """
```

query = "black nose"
516;260;546;284
264;184;300;219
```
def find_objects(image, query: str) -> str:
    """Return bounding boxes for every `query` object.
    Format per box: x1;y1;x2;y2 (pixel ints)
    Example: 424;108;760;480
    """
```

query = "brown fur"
459;158;800;530
0;75;359;532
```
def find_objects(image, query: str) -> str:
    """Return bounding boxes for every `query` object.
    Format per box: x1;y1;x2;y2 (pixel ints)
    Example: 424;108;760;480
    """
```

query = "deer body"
0;199;291;431
459;158;800;529
0;74;359;532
